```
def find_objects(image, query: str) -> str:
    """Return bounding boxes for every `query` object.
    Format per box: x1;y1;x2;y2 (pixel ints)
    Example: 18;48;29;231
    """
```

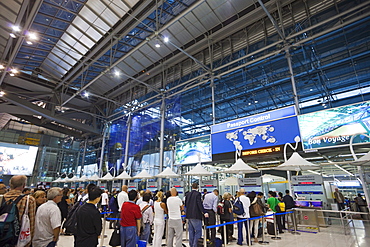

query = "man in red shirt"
120;190;142;247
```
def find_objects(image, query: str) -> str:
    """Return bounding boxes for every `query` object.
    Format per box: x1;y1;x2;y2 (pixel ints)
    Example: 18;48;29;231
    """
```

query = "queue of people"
3;175;363;247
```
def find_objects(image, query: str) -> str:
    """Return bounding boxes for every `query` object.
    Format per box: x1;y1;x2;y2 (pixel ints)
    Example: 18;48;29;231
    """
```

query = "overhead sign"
200;179;218;187
298;101;370;150
147;182;158;188
212;116;300;160
128;182;138;190
242;145;282;156
211;106;296;133
172;181;184;188
292;175;323;185
238;177;262;186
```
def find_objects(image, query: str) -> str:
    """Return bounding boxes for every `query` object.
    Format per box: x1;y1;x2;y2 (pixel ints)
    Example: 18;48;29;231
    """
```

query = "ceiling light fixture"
0;64;4;70
163;37;169;43
155;43;161;48
0;91;5;97
10;33;16;38
83;91;89;97
12;25;21;32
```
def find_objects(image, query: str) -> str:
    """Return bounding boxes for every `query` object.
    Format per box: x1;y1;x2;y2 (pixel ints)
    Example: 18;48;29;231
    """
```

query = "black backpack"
0;195;25;246
63;199;87;234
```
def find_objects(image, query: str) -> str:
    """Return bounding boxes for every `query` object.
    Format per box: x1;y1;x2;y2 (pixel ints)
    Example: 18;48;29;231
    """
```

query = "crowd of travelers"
3;175;339;247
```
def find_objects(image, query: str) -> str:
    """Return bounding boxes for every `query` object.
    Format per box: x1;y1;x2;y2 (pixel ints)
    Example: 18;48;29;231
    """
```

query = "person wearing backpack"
234;188;251;246
219;192;233;244
266;191;284;234
3;175;36;247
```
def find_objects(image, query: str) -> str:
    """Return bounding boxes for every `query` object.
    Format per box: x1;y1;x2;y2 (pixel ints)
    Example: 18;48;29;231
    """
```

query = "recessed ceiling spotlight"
0;65;4;69
26;40;33;45
11;68;18;74
255;100;258;103
163;37;169;43
27;32;37;40
83;91;89;97
155;43;161;48
12;25;21;32
10;33;16;38
114;71;120;76
0;91;5;97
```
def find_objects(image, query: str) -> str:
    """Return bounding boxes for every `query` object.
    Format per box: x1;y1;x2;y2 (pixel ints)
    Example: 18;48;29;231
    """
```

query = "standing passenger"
153;192;167;247
33;187;63;247
120;190;142;247
236;188;251;246
139;193;154;242
334;188;345;210
74;186;102;246
185;183;207;247
203;189;219;243
166;187;184;247
117;185;129;212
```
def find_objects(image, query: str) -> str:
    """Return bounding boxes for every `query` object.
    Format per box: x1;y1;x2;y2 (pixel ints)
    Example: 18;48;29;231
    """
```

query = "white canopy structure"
133;170;153;179
223;176;239;186
262;174;286;183
351;151;370;165
88;174;101;181
185;163;212;176
78;175;89;182
114;171;132;180
52;177;62;183
99;172;114;181
155;167;180;178
226;158;258;174
275;152;320;171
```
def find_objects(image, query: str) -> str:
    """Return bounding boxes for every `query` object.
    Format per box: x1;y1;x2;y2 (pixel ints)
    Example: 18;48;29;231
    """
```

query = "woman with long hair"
153;191;168;247
32;190;46;211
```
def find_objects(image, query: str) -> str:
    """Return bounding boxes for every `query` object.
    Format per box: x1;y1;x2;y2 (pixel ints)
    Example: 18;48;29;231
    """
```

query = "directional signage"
238;177;262;186
292;175;323;185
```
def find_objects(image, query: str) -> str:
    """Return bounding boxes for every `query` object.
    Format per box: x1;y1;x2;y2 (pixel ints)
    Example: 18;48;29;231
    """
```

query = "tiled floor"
57;219;370;247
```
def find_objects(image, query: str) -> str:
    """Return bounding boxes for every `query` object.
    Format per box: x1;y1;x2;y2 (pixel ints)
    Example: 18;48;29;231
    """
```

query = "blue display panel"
298;101;370;150
175;135;212;164
211;116;300;157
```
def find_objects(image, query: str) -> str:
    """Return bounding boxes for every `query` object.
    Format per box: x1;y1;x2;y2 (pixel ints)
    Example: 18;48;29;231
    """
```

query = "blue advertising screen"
298;101;370;150
175;135;212;165
211;116;300;156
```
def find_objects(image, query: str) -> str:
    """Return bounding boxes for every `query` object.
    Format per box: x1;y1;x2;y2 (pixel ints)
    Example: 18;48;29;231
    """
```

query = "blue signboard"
298;101;370;150
211;106;296;134
212;116;300;155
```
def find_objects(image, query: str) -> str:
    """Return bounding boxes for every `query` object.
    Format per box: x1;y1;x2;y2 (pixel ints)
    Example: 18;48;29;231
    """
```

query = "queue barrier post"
203;222;207;247
258;215;269;245
290;210;300;235
223;223;227;246
99;211;112;247
270;213;281;240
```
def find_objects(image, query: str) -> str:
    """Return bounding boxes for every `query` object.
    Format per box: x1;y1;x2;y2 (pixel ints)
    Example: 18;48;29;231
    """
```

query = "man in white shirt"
166;187;184;247
139;193;154;242
33;187;63;247
101;189;109;211
236;188;251;246
117;185;129;212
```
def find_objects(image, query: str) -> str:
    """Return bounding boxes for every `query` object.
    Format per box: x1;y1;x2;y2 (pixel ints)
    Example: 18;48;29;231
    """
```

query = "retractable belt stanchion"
271;213;281;240
291;209;300;235
223;222;227;246
203;222;207;247
99;211;112;247
258;215;269;245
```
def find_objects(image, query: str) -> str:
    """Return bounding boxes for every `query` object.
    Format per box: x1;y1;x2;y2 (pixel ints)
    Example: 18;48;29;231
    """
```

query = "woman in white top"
153;191;168;247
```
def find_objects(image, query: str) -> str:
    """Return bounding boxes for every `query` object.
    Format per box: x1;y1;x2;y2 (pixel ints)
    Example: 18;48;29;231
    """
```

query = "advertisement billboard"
175;135;212;165
298;101;370;150
0;142;38;176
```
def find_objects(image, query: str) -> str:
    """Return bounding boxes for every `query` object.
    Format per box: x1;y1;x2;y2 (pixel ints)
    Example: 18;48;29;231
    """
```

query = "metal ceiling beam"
0;0;43;86
2;93;100;135
12;114;84;138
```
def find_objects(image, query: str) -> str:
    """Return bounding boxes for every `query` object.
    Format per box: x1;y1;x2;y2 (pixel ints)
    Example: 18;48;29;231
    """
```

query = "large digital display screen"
298;101;370;150
211;116;300;160
0;142;38;176
175;135;212;165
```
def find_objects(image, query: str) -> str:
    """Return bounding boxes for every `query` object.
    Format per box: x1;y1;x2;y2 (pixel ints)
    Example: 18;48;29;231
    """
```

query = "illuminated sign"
238;177;262;186
175;135;212;164
242;146;281;156
200;179;218;187
298;101;370;150
211;106;296;133
212;116;300;161
292;175;323;185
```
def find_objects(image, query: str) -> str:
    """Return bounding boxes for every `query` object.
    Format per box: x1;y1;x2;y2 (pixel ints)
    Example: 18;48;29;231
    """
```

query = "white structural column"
124;113;132;173
98;123;109;177
158;97;166;188
350;135;370;212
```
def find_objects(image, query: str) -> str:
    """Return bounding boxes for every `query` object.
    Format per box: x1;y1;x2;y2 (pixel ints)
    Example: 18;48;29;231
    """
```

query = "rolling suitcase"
267;222;276;235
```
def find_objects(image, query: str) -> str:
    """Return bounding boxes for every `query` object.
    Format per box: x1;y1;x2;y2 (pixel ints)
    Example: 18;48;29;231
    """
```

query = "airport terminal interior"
0;0;370;246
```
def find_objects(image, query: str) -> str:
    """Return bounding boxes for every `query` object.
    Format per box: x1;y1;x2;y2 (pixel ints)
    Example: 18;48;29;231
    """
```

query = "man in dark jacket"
74;186;102;246
282;190;296;229
185;183;208;247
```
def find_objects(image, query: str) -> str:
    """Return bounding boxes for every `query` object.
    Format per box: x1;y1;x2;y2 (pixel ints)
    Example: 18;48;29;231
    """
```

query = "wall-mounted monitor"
175;135;212;165
298;101;370;150
0;142;38;176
